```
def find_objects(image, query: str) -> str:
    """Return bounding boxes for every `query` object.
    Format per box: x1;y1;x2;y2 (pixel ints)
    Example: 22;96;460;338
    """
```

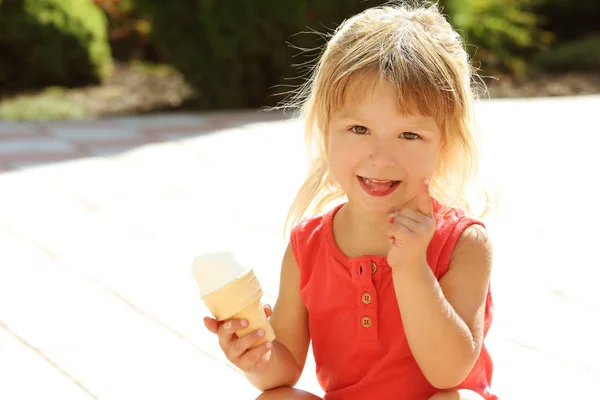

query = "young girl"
205;2;497;399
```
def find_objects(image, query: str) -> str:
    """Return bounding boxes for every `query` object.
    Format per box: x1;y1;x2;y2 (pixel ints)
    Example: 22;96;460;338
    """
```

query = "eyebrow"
334;112;438;133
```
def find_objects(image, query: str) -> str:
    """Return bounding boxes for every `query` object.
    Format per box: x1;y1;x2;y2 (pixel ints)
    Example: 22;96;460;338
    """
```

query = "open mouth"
358;176;401;196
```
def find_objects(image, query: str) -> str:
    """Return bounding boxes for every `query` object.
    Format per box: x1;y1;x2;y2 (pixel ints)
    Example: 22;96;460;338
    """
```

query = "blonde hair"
281;1;494;236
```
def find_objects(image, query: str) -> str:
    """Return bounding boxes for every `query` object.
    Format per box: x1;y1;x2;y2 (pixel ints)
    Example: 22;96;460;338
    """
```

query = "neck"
335;203;391;257
346;203;389;233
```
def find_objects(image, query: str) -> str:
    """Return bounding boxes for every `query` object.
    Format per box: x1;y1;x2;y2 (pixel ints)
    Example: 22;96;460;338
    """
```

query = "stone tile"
11;156;72;168
208;109;290;123
487;334;598;399
0;177;93;228
7;155;89;170
0;163;13;173
141;124;215;136
0;233;259;400
490;284;600;376
155;132;212;141
0;129;48;140
0;122;40;133
50;127;144;142
0;328;95;400
0;155;155;210
86;145;140;157
0;138;75;155
44;120;120;129
111;114;211;128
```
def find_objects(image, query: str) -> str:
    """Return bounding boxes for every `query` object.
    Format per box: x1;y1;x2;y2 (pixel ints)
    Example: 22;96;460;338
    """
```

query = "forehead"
333;78;440;132
326;67;454;130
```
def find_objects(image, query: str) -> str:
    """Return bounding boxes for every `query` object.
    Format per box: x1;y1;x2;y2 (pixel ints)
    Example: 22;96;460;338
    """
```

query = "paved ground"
1;96;599;400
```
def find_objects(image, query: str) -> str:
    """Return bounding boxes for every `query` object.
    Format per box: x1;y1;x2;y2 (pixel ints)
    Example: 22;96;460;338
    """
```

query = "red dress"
290;201;497;400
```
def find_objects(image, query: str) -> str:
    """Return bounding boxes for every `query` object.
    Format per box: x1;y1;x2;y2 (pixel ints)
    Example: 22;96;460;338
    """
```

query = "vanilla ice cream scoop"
192;250;275;345
192;251;251;297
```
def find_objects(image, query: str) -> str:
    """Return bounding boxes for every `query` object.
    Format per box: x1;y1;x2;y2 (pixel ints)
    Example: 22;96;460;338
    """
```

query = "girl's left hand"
387;177;436;269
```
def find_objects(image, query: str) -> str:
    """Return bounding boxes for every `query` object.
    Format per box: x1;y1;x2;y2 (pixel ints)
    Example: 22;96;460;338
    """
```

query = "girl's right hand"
203;304;274;373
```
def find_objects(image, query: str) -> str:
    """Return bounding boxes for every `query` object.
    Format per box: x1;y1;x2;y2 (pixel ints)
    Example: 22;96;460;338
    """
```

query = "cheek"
399;147;439;175
327;135;361;182
326;137;343;183
327;148;350;183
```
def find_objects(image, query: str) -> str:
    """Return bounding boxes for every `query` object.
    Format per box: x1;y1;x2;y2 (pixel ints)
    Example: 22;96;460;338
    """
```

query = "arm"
391;224;493;389
245;243;311;391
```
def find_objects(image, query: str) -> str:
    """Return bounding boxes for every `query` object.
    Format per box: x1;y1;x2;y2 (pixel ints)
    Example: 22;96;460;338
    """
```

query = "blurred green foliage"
133;1;378;109
442;0;544;77
536;0;600;40
1;0;597;110
533;35;600;72
135;0;559;109
0;89;86;120
94;0;154;61
529;0;600;72
0;0;113;91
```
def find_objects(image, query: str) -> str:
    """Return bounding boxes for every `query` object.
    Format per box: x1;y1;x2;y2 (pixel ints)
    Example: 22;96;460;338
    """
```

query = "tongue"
369;179;393;192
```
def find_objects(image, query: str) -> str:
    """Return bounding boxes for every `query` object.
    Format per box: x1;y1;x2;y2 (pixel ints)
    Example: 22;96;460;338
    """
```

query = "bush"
533;35;600;72
442;0;543;77
134;1;382;109
535;0;600;41
0;88;86;121
94;0;154;61
0;0;113;91
136;0;545;109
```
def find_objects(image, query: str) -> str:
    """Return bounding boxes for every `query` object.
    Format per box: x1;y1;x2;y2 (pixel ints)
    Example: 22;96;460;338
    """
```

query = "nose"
368;138;396;167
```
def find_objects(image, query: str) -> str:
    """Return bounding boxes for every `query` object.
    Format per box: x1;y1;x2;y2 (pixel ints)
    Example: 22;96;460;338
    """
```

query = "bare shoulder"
449;223;493;274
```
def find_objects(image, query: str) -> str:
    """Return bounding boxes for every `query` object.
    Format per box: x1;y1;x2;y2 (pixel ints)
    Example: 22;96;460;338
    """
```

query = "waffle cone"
201;269;275;347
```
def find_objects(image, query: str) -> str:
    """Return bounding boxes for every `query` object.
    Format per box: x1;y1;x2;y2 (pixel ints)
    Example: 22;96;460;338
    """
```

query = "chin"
353;195;399;215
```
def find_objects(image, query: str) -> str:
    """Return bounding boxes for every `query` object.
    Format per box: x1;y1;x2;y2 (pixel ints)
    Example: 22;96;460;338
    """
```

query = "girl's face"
327;80;443;215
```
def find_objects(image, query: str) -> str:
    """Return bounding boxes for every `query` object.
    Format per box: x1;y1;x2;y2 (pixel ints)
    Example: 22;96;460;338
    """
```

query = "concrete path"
1;96;599;400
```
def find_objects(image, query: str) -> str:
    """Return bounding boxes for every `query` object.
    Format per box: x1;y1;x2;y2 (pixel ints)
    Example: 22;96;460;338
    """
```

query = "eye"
399;132;420;140
350;125;369;135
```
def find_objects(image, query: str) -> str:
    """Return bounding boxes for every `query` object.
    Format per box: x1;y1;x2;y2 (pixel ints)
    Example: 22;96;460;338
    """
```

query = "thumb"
204;317;219;334
263;303;273;318
416;177;433;217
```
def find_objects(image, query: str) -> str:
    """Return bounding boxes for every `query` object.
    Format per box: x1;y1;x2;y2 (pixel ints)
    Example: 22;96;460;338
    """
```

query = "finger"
400;207;422;223
388;219;414;245
400;207;434;229
238;342;273;372
217;318;249;350
416;177;433;217
263;304;273;318
388;207;400;224
204;316;219;334
392;215;421;234
230;328;269;360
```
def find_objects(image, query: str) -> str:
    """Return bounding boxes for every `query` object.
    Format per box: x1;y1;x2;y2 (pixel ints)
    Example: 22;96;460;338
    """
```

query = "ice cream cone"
200;269;275;347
